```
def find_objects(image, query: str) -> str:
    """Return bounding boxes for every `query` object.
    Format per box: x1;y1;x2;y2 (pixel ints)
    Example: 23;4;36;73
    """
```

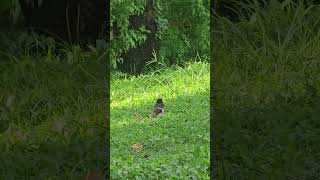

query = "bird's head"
156;94;163;103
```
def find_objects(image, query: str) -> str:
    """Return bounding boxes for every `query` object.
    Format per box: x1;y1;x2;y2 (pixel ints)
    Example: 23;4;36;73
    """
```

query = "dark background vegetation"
1;0;209;74
214;0;320;22
110;0;209;74
1;0;109;179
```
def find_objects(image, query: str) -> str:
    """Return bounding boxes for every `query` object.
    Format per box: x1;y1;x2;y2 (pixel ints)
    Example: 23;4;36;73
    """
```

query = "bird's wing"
153;107;164;114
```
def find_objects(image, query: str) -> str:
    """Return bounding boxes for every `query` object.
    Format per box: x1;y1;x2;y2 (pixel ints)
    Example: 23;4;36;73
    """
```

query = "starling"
152;95;165;118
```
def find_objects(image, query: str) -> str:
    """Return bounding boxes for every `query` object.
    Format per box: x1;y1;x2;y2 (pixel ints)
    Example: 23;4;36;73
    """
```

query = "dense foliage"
212;0;320;178
110;0;147;69
111;0;209;72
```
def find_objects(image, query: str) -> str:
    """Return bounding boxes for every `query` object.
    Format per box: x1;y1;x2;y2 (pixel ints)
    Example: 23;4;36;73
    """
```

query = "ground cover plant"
110;61;210;179
212;0;320;179
0;39;108;178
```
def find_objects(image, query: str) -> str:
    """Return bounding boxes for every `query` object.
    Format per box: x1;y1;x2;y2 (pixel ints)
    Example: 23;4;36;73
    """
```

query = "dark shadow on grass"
212;90;320;179
0;60;109;179
0;136;108;179
0;60;106;132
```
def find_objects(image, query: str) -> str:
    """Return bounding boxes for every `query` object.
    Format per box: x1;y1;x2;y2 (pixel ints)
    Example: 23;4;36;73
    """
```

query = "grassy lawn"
0;58;209;179
111;61;210;179
0;57;108;179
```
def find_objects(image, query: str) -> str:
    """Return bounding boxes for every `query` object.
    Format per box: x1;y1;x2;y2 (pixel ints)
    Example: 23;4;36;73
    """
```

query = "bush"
111;0;210;73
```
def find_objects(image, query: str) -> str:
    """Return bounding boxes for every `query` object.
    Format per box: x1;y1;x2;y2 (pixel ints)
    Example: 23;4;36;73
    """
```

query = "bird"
152;95;165;118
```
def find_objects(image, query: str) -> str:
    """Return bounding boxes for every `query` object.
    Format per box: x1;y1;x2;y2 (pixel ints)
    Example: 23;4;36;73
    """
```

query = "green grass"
111;61;210;179
0;57;108;179
0;56;209;179
212;0;320;179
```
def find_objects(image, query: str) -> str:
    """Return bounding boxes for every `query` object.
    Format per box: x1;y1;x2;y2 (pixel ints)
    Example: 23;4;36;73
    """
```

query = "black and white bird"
152;95;165;118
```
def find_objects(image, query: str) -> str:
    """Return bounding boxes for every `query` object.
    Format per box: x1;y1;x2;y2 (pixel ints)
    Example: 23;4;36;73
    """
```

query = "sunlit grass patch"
111;61;210;179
